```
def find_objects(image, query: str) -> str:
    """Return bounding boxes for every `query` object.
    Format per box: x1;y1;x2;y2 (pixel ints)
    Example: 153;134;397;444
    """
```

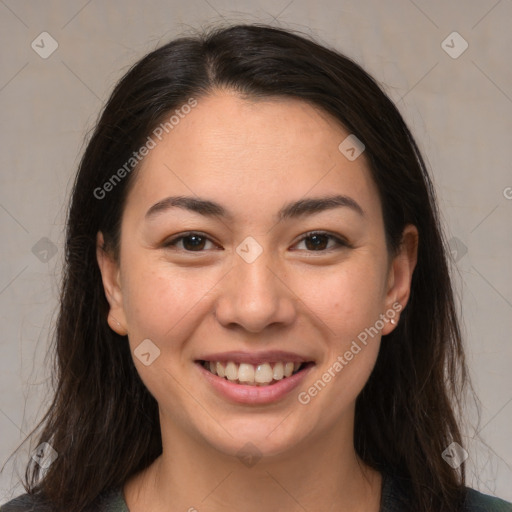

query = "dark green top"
2;472;511;511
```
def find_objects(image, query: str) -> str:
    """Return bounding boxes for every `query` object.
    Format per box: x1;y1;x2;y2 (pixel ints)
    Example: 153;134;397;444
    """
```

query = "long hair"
9;23;468;512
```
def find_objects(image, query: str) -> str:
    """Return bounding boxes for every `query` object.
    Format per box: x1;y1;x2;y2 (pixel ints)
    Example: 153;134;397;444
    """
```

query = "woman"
2;23;511;512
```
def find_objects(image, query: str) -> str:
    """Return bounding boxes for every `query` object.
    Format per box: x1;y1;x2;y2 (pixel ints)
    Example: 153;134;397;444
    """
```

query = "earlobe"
96;232;128;336
382;224;419;335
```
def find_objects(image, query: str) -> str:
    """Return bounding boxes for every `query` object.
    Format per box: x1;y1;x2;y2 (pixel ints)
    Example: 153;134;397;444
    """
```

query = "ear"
381;224;418;335
96;231;128;336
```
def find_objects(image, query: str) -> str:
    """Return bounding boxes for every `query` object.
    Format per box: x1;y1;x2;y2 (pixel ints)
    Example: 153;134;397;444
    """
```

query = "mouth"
198;360;314;387
195;351;316;404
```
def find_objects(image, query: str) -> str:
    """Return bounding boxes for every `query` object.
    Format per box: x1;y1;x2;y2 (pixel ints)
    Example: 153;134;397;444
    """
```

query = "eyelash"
163;231;350;253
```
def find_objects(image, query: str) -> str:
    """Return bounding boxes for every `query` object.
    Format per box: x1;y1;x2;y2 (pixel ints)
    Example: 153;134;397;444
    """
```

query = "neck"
124;416;382;512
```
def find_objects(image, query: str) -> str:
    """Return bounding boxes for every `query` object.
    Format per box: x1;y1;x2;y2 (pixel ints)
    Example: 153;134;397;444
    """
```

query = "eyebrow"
145;194;365;222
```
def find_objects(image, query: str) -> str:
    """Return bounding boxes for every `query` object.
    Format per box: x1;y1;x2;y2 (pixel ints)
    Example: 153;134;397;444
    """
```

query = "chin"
193;413;315;462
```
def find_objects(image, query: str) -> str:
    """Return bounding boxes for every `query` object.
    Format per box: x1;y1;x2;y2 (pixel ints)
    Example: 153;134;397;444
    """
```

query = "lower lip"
196;362;314;405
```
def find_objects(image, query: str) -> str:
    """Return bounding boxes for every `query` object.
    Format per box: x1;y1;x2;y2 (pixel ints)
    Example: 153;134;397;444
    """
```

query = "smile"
200;360;309;386
195;351;315;404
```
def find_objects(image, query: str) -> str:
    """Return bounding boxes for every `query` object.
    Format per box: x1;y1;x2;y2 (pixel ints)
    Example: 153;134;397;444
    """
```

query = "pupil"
184;235;205;251
306;234;327;251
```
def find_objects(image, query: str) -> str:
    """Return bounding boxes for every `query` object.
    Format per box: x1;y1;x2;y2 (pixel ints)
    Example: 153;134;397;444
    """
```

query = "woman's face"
98;90;417;459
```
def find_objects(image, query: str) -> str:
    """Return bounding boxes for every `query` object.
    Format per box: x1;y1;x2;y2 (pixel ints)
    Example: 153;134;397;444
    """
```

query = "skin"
97;90;418;512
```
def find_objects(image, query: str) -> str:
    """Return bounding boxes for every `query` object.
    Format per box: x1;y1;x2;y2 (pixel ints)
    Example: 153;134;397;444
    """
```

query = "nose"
214;250;297;334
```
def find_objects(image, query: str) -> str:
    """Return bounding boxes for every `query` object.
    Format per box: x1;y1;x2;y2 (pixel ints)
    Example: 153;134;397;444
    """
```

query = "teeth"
273;362;284;380
204;360;305;386
216;361;225;378
225;361;238;381
255;363;273;384
238;363;255;383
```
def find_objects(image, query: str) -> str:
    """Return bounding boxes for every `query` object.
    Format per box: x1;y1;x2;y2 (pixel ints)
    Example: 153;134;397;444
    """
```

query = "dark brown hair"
7;23;469;512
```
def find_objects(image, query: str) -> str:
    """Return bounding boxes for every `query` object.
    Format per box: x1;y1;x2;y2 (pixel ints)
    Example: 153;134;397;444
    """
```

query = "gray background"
1;0;511;505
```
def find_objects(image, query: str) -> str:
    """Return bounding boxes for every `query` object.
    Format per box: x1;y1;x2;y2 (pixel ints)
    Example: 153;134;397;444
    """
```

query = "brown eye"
164;233;217;252
304;233;329;251
294;232;349;252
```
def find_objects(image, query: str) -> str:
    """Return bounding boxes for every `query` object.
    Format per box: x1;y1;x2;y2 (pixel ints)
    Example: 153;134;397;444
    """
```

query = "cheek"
291;257;387;408
120;256;218;345
292;258;388;340
294;266;385;420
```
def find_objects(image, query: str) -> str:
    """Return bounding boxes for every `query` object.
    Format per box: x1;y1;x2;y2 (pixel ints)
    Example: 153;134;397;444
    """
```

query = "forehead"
152;91;351;170
124;90;381;222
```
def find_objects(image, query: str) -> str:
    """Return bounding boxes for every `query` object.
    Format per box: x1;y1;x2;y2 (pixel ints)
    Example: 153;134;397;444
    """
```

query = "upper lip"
196;351;313;365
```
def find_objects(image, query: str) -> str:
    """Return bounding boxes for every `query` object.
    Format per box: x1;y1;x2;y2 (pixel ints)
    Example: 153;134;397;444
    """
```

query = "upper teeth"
205;361;302;386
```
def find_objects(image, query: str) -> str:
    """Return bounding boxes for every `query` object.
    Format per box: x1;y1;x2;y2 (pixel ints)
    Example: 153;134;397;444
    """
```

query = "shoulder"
463;488;512;511
0;492;50;512
1;487;128;512
381;471;512;512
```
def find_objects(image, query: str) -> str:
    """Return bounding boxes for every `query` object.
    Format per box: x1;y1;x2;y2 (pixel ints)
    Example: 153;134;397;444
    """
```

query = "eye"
163;230;349;253
163;232;219;252
292;231;349;252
